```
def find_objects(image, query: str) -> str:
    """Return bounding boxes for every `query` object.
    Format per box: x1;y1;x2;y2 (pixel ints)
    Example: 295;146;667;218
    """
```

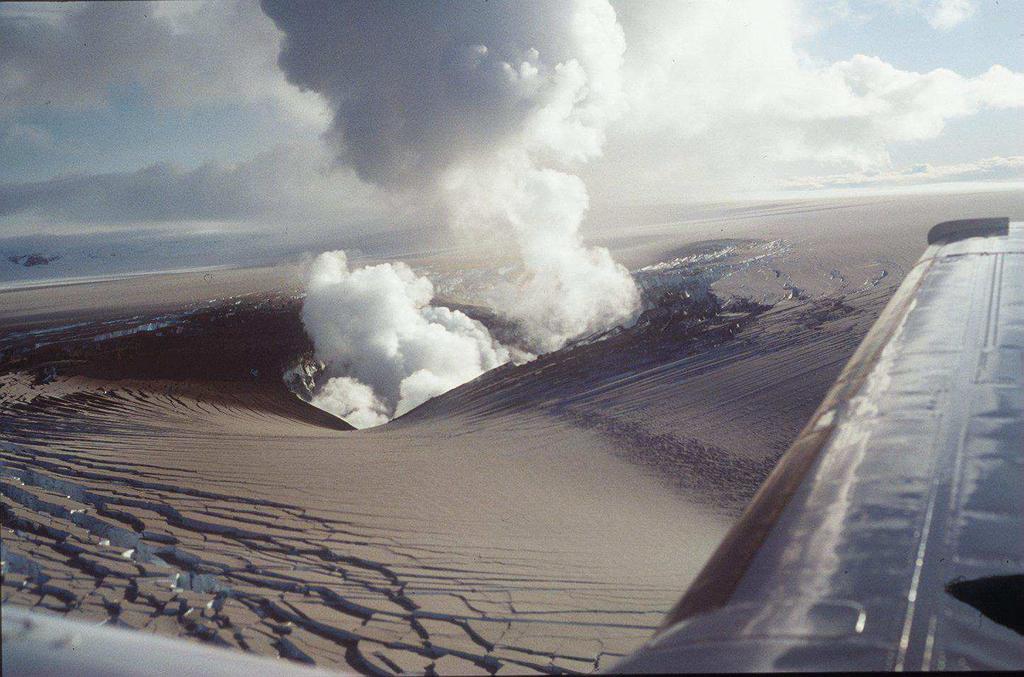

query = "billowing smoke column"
302;251;510;427
263;0;639;424
444;153;639;353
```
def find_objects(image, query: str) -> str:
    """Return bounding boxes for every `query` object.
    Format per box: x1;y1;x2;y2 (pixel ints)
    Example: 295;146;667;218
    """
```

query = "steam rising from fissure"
302;251;510;427
267;0;640;426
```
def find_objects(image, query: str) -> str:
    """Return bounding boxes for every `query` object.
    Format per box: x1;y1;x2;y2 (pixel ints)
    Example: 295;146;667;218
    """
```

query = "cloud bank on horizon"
1;0;1022;238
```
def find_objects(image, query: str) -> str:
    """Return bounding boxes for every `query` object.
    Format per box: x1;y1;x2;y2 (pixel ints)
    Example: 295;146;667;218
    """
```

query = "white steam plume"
444;151;639;353
302;251;510;427
266;0;639;421
310;377;389;430
442;0;639;352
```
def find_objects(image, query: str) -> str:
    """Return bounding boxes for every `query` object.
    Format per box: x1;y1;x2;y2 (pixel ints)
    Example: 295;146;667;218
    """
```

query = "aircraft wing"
615;218;1023;672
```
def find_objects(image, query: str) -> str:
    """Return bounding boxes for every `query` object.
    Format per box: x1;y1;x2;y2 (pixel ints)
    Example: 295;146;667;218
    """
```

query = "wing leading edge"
615;218;1023;672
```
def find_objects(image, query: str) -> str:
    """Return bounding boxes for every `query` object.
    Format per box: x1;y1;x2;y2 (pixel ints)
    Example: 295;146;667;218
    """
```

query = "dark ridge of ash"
407;281;775;421
435;300;533;355
7;253;62;268
0;292;352;429
1;292;310;384
446;238;784;357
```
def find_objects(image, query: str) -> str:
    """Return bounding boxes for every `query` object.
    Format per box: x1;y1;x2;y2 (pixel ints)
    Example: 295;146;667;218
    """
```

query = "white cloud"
824;1;977;31
922;0;976;30
589;0;1024;200
0;0;329;127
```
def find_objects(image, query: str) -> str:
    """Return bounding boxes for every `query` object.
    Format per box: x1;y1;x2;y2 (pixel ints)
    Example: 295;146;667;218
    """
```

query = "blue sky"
803;0;1024;169
1;96;312;184
1;0;1022;240
807;1;1023;74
